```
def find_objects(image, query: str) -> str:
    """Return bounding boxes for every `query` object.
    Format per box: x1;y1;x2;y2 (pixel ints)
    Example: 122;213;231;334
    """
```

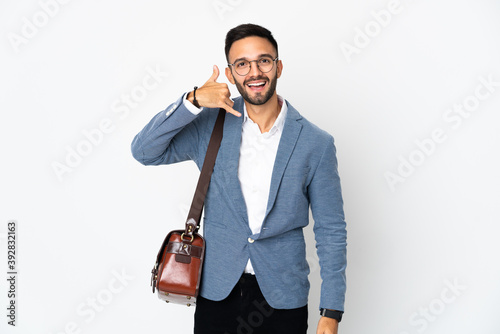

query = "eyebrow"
232;53;275;63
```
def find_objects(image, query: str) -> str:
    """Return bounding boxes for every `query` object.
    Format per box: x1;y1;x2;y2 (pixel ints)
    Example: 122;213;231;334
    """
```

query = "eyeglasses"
228;56;279;76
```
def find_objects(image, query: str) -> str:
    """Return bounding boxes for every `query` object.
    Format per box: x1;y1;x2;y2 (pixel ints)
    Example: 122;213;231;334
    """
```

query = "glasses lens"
235;60;250;75
257;57;274;73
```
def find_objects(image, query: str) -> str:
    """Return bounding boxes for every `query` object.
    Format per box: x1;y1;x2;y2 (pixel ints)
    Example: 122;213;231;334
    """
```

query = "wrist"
186;91;197;107
189;86;201;108
320;308;343;322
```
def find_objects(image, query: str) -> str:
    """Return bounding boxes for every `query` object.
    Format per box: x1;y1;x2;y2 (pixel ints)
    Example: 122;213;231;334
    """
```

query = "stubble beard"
234;72;278;106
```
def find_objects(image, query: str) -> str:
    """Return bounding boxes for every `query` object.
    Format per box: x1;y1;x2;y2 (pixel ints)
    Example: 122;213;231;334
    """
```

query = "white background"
1;0;500;333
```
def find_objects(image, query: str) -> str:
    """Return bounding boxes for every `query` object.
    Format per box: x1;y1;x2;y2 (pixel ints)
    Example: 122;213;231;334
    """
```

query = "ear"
225;67;235;85
276;59;283;79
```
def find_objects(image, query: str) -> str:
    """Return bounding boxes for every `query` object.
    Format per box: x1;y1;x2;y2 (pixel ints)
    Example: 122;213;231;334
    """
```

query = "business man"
131;24;347;334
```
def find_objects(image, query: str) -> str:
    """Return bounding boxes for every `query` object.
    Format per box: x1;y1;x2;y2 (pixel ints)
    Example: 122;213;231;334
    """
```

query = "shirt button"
248;237;255;243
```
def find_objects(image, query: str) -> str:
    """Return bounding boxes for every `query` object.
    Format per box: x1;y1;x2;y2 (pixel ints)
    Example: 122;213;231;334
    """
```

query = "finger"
224;97;234;108
220;103;241;117
206;65;219;83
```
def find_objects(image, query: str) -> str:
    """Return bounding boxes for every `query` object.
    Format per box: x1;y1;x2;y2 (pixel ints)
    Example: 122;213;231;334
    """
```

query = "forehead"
228;36;276;62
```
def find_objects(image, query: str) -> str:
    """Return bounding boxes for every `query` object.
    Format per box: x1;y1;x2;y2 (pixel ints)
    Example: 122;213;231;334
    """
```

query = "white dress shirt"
183;94;288;274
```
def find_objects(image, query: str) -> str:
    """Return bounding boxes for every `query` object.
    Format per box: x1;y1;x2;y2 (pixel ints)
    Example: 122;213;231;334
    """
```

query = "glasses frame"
228;56;279;76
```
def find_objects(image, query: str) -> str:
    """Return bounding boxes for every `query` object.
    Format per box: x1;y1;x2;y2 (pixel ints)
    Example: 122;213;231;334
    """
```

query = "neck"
244;92;281;133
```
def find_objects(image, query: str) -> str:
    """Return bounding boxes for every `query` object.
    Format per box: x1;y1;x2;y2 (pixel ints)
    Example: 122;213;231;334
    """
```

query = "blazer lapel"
218;99;303;230
264;104;303;218
220;98;250;226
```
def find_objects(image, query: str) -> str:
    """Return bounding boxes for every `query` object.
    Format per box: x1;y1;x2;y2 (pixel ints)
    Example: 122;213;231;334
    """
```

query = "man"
131;24;347;334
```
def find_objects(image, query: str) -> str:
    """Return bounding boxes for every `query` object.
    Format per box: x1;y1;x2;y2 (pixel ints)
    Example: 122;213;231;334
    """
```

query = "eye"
236;61;248;68
259;58;271;64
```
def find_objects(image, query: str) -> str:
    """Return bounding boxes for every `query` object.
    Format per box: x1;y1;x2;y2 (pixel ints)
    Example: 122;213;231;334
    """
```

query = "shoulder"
286;100;335;146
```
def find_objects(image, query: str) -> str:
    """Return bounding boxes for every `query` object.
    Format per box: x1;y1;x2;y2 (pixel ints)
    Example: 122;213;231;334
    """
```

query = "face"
225;36;282;106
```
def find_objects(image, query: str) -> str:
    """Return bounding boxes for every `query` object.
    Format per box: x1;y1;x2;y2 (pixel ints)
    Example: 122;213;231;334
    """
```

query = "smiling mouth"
246;80;267;91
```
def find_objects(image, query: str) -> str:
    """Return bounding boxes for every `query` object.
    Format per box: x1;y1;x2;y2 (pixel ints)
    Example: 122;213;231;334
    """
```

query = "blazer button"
247;237;255;243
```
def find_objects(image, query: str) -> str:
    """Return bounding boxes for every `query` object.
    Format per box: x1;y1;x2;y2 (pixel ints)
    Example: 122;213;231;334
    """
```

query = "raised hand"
188;65;241;117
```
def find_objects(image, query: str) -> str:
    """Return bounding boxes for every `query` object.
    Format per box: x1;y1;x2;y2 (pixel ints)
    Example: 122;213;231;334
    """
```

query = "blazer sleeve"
308;136;347;312
131;94;211;167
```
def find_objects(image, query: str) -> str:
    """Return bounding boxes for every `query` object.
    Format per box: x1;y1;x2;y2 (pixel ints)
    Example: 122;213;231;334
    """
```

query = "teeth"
248;82;265;87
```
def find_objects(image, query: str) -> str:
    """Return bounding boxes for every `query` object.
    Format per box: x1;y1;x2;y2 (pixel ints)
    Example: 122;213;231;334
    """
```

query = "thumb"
207;65;219;83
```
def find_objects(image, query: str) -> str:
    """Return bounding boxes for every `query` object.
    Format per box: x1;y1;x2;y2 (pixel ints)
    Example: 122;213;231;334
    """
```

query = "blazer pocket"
202;217;227;229
278;228;305;242
280;166;311;200
277;230;307;251
282;166;310;182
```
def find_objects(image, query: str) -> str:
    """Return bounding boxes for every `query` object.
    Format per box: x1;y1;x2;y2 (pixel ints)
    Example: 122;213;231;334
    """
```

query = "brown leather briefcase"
150;108;225;306
151;223;205;305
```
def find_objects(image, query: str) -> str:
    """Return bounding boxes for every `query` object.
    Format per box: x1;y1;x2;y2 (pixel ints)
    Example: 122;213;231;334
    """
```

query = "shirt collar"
242;95;288;135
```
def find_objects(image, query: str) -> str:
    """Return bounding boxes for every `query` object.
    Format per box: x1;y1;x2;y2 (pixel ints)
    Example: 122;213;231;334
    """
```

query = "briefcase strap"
151;108;225;293
183;108;226;241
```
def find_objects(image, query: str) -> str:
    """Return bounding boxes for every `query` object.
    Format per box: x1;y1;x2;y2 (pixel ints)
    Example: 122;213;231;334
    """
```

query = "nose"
248;60;263;77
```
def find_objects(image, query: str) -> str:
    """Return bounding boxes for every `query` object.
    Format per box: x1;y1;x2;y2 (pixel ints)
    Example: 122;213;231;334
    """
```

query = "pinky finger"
221;103;241;117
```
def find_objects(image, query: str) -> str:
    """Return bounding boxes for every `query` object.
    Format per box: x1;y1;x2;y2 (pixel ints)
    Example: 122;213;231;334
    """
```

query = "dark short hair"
225;24;278;62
